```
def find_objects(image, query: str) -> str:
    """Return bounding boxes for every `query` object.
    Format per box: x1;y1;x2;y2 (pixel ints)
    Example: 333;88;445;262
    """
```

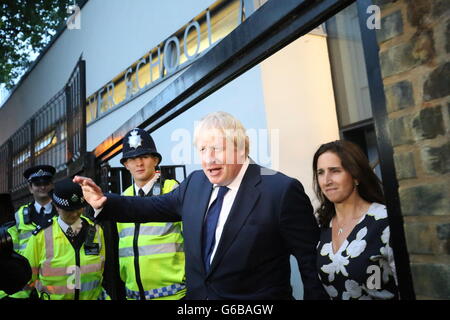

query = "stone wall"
375;0;450;299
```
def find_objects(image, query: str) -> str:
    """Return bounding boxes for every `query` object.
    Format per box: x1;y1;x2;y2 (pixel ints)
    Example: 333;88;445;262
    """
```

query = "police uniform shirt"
34;201;53;215
57;216;83;237
133;172;160;196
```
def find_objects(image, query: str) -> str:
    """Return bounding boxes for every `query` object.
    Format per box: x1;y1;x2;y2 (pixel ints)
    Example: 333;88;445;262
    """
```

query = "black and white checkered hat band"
29;170;52;180
53;194;70;207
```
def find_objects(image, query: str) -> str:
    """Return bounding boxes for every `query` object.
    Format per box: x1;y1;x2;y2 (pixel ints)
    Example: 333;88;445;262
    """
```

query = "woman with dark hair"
313;140;398;300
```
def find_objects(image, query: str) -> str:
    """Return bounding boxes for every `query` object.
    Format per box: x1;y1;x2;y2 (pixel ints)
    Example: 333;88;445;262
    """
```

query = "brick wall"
375;0;450;299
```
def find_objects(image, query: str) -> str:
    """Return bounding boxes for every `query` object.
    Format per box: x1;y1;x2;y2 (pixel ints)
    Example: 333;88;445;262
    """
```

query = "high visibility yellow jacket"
0;203;56;299
24;216;105;300
117;179;186;300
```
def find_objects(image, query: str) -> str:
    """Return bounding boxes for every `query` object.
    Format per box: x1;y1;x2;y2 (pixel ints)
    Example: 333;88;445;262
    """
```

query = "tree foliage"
0;0;72;89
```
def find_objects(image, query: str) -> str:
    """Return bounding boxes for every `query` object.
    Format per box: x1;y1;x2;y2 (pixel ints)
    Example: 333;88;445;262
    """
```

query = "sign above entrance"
86;0;244;124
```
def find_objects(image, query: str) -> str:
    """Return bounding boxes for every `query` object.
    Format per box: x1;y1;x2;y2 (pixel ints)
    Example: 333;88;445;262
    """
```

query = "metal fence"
0;59;86;207
0;141;11;194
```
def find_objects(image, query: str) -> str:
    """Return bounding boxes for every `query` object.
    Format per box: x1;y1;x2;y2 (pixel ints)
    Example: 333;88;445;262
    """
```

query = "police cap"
23;165;56;184
50;178;87;211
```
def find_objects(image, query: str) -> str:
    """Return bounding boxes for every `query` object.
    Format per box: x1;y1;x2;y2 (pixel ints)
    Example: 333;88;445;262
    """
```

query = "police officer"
103;128;186;300
0;165;57;299
24;178;105;300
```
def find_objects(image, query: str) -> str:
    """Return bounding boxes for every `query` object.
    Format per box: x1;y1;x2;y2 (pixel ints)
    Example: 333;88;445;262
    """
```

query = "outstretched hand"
73;176;107;210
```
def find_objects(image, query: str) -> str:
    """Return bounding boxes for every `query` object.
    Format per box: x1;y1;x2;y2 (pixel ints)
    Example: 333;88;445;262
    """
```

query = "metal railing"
0;59;86;208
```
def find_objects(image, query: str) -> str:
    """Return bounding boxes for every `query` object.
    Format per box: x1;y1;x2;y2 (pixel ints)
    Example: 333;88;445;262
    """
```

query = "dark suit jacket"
99;162;327;300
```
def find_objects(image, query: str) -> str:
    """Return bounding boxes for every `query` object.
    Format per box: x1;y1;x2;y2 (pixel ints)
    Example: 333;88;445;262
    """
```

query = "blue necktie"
202;186;229;272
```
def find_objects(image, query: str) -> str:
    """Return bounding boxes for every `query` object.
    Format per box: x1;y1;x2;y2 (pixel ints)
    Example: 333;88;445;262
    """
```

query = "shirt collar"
58;216;83;234
34;201;53;214
214;157;250;192
134;172;160;195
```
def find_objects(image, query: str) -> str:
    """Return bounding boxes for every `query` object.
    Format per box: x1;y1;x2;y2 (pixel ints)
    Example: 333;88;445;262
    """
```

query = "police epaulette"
32;218;54;236
32;225;43;236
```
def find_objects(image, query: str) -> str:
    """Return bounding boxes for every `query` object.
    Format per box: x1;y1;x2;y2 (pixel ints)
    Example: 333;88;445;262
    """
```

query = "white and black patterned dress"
316;202;399;300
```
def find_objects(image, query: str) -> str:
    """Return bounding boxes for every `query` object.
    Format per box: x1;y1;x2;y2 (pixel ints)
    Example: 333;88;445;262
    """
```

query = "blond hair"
193;111;249;157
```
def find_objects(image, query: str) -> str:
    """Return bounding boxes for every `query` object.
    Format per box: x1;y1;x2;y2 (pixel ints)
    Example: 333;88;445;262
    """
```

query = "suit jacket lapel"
189;175;214;268
208;163;261;274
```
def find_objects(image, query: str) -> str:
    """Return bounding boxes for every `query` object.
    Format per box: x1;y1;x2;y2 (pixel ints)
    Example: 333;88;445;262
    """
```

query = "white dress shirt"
34;201;53;215
58;216;83;236
133;172;160;196
207;158;250;264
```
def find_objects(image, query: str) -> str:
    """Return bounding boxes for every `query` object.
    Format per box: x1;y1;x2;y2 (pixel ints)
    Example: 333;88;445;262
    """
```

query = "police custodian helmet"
120;128;162;165
23;165;56;184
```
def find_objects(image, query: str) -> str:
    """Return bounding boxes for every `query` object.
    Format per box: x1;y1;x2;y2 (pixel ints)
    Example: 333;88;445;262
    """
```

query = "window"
326;2;380;177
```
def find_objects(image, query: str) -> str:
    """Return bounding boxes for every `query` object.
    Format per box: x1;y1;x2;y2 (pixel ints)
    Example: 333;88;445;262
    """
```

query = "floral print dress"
316;202;399;300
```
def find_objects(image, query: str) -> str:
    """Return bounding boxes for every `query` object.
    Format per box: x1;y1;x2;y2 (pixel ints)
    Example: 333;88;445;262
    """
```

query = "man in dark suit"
74;111;327;300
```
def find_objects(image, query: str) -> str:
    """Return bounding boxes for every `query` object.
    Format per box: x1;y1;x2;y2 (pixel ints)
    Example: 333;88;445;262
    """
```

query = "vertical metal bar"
14;133;18;191
30;119;35;167
66;83;73;164
58;95;63;168
76;72;80;157
12;135;16;191
7;140;12;193
79;60;87;158
356;0;415;300
47;107;50;165
73;73;77;159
